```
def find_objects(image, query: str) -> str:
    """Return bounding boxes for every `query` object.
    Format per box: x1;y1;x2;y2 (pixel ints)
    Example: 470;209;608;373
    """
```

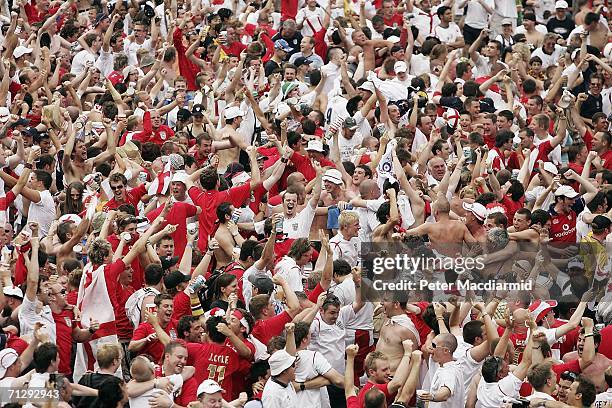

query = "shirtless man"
216;105;247;174
463;202;488;243
508;209;550;252
351;29;394;72
43;217;91;270
562;328;612;392
321;169;351;206
63;115;118;185
404;197;476;256
376;297;420;373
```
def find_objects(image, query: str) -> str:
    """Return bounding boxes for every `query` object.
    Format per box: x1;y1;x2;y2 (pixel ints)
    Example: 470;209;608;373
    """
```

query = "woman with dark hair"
60;181;85;215
209;273;245;311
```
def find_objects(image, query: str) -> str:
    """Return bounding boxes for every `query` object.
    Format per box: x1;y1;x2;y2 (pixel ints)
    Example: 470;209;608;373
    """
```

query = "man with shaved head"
419;332;464;405
404;197;476;256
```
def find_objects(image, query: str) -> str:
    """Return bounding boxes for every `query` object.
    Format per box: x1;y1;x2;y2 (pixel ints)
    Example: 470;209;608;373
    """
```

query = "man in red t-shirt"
185;316;248;400
249;276;301;344
593;131;612;170
548;185;579;243
290;139;336;182
357;339;419;407
47;282;100;376
129;294;178;363
146;199;199;258
185;151;261;252
131;110;175;146
103;173;147;215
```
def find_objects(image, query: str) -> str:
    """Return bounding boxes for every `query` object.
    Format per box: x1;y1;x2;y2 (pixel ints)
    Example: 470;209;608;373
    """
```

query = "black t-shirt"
546;15;576;39
264;60;282;77
439;96;464;112
209;298;246;311
271;32;303;57
580;93;604;119
73;372;116;408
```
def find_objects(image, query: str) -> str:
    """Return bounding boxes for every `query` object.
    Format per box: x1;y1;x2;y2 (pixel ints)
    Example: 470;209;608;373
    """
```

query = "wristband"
299;383;305;392
584;333;594;338
88;327;96;334
24;162;33;169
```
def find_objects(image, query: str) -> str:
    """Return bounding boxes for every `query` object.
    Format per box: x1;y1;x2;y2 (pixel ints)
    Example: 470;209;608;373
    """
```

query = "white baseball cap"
232;171;251;185
541;162;559;175
555;0;568;8
0;107;9;123
224;106;244;120
394;61;408;74
306;139;325;153
13;46;33;59
462;202;487;222
322;169;343;185
554;185;579;198
197;379;224;397
58;214;83;224
0;349;19;379
3;286;23;300
171;171;189;185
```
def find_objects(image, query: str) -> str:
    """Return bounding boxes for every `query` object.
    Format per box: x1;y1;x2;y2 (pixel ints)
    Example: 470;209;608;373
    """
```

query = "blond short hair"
339;211;359;229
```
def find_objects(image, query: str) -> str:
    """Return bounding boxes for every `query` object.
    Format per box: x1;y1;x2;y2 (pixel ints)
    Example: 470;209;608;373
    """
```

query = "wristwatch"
299;383;305;392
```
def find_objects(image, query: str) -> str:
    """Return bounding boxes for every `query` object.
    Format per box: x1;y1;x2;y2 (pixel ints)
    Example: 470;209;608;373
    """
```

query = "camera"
407;85;428;108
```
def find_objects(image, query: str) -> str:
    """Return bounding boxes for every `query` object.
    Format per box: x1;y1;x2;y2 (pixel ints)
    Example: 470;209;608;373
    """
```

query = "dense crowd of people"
0;0;610;406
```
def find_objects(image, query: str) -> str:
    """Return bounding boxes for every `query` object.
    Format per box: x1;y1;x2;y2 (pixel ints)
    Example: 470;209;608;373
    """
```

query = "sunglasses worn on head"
561;371;577;381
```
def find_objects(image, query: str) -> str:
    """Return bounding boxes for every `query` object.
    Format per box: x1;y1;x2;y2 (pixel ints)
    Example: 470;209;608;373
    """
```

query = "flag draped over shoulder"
148;160;172;196
73;262;122;383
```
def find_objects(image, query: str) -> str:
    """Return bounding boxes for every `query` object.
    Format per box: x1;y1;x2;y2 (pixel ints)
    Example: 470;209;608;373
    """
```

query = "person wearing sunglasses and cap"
262;347;298;408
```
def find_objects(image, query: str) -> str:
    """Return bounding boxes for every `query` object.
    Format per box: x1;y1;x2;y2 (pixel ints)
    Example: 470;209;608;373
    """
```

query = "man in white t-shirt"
71;33;102;75
337;117;364;162
124;20;158;66
329;210;361;267
12;148;56;236
293;322;344;408
349;180;383;242
473;322;534;408
419;333;465;407
531;33;564;69
433;6;464;50
329;260;356;306
309;280;365;407
280;169;322;239
274;238;314;291
262;349;298;408
295;0;326;37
